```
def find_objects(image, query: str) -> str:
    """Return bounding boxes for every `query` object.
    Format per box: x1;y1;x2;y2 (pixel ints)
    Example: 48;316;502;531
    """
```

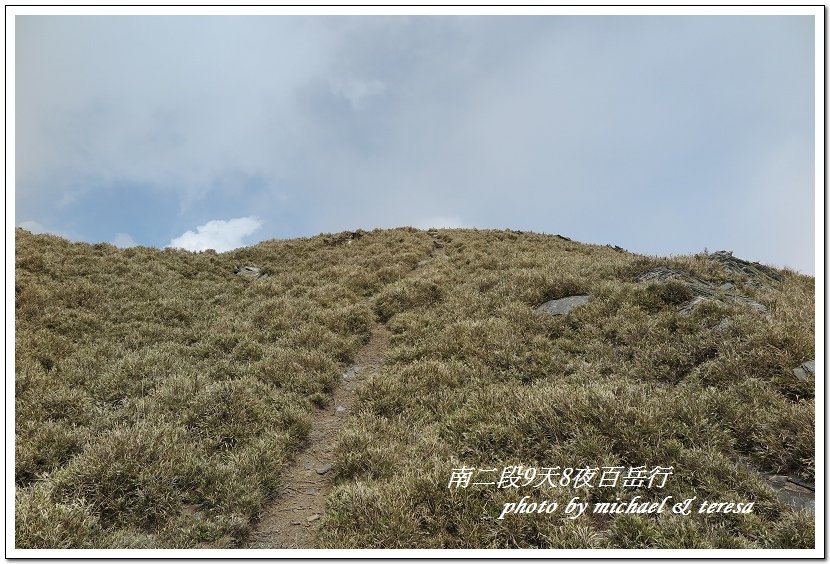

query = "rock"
636;266;687;283
637;265;768;315
714;318;733;334
535;295;590;316
323;230;365;246
335;405;347;414
745;299;767;314
234;265;259;276
792;360;815;382
234;265;268;279
555;234;572;241
765;475;814;513
180;504;202;518
708;251;783;285
636;267;715;297
316;463;333;475
307;514;320;523
679;296;709;315
415;258;433;269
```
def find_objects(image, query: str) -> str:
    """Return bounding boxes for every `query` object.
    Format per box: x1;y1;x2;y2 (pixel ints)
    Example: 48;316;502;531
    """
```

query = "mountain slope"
14;227;815;549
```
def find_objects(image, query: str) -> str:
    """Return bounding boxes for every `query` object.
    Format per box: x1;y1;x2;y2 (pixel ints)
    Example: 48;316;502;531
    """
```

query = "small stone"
747;300;767;314
234;265;262;277
307;514;320;522
181;504;201;518
719;282;735;291
678;296;708;315
292;521;301;526
315;464;333;475
535;295;590;316
336;405;347;414
714;318;732;334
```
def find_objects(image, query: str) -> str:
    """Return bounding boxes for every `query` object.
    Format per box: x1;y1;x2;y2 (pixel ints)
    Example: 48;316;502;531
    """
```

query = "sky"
14;14;817;273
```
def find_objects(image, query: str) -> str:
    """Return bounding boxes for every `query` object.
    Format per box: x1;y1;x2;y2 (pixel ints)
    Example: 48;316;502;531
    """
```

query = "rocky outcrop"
636;266;716;298
323;230;365;246
635;253;772;315
708;250;783;286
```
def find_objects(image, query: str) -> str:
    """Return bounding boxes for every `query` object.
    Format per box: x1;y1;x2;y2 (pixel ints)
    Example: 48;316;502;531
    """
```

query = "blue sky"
15;14;816;273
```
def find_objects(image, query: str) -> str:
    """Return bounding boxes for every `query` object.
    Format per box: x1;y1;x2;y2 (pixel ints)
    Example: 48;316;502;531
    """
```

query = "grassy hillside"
14;227;815;549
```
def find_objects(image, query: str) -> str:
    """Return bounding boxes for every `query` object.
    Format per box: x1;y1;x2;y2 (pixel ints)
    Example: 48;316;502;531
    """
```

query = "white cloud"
330;77;386;110
113;233;137;248
414;215;468;230
16;219;79;242
17;220;49;234
168;217;263;252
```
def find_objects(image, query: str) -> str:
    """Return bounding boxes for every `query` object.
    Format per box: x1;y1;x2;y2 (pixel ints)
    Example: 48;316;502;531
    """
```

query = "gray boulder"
792;360;815;382
536;295;591;316
234;265;269;279
765;475;814;513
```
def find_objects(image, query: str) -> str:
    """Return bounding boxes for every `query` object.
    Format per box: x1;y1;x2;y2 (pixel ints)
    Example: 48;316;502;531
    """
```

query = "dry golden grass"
14;227;433;548
15;227;814;549
319;229;814;549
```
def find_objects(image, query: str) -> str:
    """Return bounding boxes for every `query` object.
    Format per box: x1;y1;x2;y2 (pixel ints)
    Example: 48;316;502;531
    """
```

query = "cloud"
14;16;815;273
16;219;76;240
330;78;386;110
414;215;468;229
112;233;137;248
17;220;49;234
168;217;263;252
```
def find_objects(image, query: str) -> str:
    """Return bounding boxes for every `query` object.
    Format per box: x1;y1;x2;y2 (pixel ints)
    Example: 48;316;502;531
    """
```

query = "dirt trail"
246;322;390;548
247;232;443;549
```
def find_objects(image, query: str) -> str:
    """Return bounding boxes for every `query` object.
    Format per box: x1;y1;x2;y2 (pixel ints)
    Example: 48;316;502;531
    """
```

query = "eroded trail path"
246;322;391;549
248;233;445;549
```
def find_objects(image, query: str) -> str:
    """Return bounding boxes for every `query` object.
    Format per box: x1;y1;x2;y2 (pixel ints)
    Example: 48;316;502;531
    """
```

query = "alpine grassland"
14;227;815;549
